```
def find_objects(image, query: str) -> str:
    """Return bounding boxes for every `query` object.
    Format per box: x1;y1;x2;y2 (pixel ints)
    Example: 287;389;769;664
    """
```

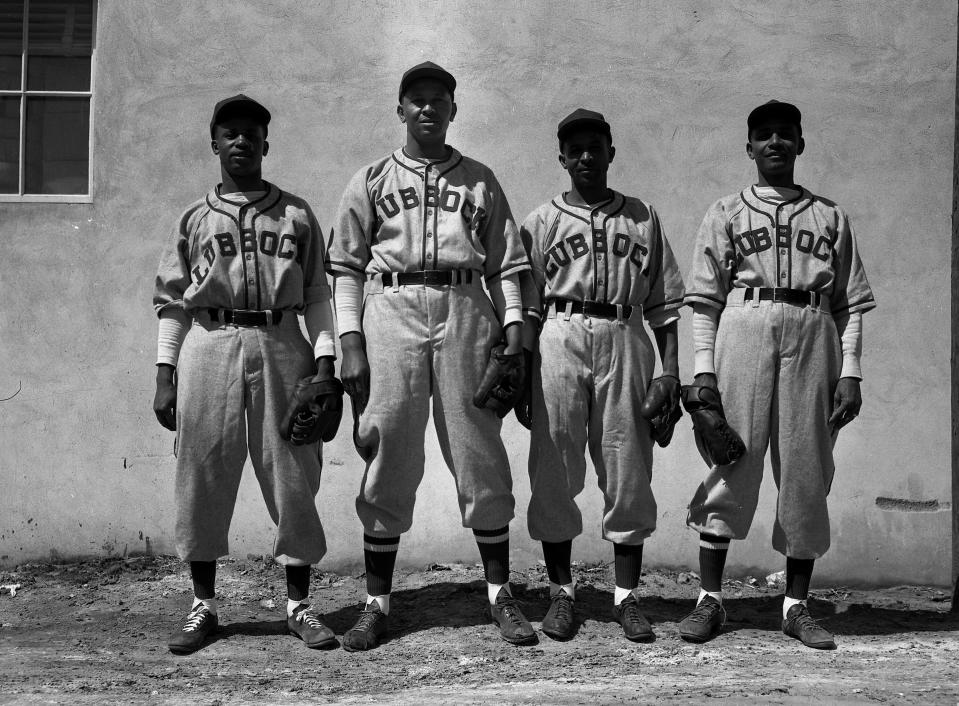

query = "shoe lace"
294;609;326;630
182;606;210;633
352;607;382;632
792;609;823;632
498;599;526;625
686;600;721;624
551;595;573;622
619;598;643;622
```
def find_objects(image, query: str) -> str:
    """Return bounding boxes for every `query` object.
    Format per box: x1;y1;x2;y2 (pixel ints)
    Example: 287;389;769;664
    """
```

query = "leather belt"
379;270;474;286
548;298;632;320
743;288;822;308
207;308;283;326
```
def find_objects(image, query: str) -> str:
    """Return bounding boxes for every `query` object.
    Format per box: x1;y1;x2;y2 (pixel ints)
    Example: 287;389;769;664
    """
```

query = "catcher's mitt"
681;383;746;467
639;375;682;447
472;345;525;418
279;376;345;445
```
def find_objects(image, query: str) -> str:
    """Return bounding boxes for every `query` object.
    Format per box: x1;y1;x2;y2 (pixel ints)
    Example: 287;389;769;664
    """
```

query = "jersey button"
427;231;433;238
426;253;433;260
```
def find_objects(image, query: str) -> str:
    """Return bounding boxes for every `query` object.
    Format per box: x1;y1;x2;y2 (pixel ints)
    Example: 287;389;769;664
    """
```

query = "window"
0;0;95;202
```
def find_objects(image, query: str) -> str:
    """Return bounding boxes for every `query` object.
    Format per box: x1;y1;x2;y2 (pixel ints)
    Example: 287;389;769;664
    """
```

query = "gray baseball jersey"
521;191;684;544
683;186;875;316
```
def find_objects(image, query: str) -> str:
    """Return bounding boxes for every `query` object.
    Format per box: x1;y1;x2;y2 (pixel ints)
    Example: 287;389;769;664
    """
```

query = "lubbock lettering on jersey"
522;191;684;313
154;182;330;314
684;186;875;316
328;148;527;281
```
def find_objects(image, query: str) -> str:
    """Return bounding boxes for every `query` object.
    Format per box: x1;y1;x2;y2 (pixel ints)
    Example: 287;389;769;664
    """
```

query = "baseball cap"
747;100;801;134
557;108;612;144
210;94;271;137
399;61;456;101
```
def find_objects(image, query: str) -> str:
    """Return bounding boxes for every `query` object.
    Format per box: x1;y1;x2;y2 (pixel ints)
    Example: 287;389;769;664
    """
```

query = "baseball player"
519;109;685;642
327;62;534;651
678;100;875;649
153;95;339;654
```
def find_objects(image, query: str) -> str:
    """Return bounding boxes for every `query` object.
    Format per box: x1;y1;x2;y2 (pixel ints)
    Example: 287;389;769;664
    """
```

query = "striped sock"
698;534;730;593
474;526;510;585
363;534;399;597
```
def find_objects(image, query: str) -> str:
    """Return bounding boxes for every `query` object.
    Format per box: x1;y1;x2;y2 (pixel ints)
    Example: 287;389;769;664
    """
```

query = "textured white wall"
0;0;953;584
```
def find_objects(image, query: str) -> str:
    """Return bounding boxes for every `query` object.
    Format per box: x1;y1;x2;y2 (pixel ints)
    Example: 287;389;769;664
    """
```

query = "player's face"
559;130;615;190
747;121;804;179
211;118;268;177
398;79;456;145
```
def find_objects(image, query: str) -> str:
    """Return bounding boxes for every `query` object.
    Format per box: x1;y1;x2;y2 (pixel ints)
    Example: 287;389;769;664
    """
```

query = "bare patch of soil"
1;556;957;704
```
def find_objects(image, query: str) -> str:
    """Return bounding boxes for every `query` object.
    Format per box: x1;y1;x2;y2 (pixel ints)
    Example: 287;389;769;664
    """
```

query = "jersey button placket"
593;216;607;300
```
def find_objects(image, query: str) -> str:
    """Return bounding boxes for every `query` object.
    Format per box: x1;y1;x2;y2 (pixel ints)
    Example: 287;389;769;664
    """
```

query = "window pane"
27;0;93;91
0;0;23;90
0;97;20;193
24;96;88;194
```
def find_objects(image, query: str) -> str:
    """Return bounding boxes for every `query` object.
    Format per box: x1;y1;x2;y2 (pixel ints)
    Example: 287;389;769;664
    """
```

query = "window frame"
0;0;97;203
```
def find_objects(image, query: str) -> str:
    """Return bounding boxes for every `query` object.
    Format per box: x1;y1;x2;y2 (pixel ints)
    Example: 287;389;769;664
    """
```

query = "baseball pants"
686;289;841;558
528;309;657;545
355;275;515;537
174;312;326;566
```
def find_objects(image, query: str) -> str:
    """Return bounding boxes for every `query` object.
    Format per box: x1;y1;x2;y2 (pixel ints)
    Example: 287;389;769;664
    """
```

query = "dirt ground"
1;556;957;705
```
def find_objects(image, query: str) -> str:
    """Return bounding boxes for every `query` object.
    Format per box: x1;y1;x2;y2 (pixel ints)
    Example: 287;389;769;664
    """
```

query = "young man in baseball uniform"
519;110;685;641
327;62;534;651
679;100;875;649
154;95;338;654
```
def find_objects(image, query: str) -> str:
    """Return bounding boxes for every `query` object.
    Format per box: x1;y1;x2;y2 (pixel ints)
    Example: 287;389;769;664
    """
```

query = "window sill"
0;194;93;204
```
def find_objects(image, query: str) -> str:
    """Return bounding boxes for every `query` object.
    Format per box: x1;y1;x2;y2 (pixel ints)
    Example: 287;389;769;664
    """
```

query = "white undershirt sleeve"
692;304;720;376
156;308;189;367
304;299;336;360
487;273;523;327
835;311;863;379
332;272;364;337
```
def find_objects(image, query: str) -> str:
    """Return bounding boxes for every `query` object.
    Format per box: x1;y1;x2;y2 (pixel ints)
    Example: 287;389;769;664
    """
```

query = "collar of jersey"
556;189;622;214
210;181;278;211
395;146;461;171
743;184;810;209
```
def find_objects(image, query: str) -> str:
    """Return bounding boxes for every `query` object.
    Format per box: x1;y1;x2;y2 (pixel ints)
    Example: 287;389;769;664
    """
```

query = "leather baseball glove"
639;375;682;447
472;345;525;418
681;382;746;466
514;348;534;430
279;376;345;445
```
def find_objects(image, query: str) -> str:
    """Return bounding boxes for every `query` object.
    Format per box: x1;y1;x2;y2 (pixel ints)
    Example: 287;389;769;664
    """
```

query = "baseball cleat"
287;605;336;649
782;604;836;649
678;595;726;643
342;603;389;652
612;594;655;642
490;592;537;645
168;604;218;654
541;592;575;640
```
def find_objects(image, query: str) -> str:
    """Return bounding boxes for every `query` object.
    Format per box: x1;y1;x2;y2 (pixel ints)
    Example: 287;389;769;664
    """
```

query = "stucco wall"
0;0;954;585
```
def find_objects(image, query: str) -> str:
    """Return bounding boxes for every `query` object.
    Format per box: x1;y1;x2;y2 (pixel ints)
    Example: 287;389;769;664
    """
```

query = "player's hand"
153;364;177;431
693;372;718;392
514;348;533;430
828;377;861;433
312;356;335;383
340;333;371;415
310;355;341;414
